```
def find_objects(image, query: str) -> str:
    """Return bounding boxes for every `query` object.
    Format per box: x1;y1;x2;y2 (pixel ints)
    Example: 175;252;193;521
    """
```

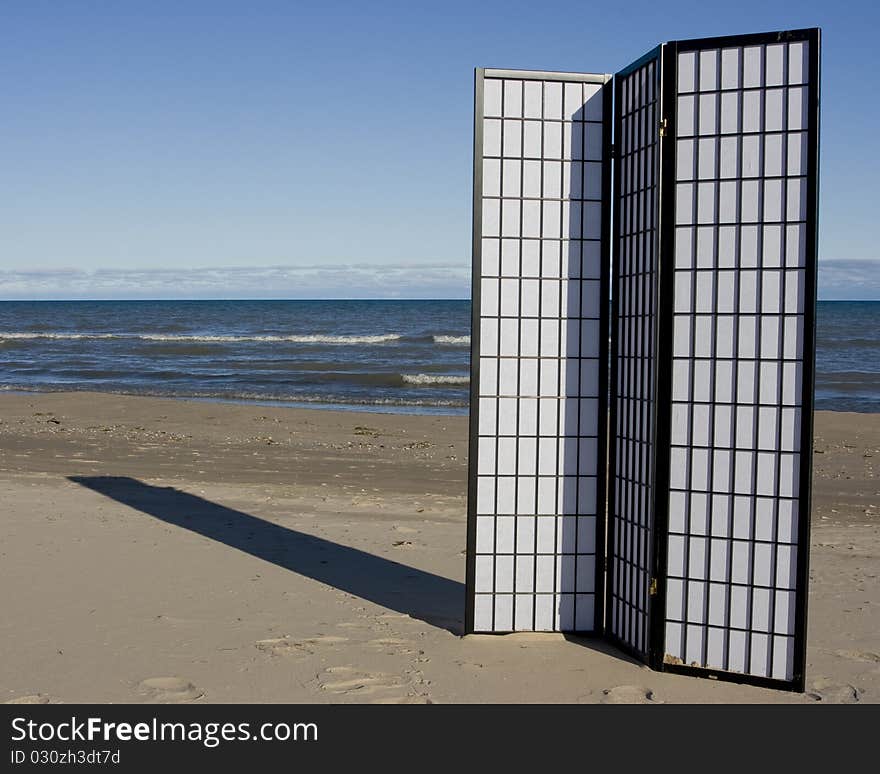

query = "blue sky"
1;1;877;299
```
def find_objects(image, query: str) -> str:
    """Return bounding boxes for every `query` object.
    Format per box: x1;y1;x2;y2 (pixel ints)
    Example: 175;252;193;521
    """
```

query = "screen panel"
466;68;611;633
659;30;819;689
607;50;663;658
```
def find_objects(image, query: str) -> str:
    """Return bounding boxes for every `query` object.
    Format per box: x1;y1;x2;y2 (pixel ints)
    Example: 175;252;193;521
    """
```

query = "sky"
1;1;877;300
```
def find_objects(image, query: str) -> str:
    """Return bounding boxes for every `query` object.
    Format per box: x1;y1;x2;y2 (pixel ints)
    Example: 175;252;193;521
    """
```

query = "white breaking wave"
0;331;403;345
402;373;470;385
0;332;119;340
433;335;470;345
140;333;403;345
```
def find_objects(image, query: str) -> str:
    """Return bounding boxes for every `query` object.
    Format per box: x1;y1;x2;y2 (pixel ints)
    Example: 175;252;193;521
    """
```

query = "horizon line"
0;297;473;303
0;297;877;303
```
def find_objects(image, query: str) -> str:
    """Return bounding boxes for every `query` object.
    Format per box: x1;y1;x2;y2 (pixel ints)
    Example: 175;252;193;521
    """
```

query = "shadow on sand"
68;476;464;634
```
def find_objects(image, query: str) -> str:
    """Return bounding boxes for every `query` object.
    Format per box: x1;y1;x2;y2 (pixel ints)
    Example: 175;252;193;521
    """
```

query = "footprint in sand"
365;637;417;655
317;666;428;703
833;649;880;664
600;685;661;704
5;694;61;704
255;634;348;658
138;677;204;703
807;678;860;703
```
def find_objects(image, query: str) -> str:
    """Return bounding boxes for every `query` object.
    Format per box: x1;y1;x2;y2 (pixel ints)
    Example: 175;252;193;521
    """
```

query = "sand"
0;391;877;704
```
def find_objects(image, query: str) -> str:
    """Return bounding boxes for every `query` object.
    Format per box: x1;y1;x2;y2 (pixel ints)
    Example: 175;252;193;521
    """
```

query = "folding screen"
467;28;819;692
466;68;612;633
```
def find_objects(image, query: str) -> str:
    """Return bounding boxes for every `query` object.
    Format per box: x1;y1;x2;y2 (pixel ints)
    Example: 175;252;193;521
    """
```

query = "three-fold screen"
468;69;610;633
662;38;814;682
467;29;817;691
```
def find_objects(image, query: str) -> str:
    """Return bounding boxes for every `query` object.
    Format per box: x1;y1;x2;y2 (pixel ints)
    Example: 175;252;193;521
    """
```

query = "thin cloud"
1;258;876;301
0;263;471;300
818;258;880;300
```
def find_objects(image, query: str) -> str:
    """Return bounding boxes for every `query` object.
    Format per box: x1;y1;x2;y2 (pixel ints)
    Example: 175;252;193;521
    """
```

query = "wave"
0;331;404;345
141;333;405;345
0;331;474;346
402;373;470;385
0;332;119;340
282;371;468;388
0;368;471;389
434;335;470;346
203;392;468;408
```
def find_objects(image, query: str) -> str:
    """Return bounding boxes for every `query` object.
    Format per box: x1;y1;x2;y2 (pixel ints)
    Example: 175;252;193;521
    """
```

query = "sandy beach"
0;391;877;704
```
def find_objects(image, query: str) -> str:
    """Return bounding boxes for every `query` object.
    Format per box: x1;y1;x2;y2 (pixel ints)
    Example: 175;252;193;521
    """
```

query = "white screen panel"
469;69;609;633
608;54;661;658
664;37;814;684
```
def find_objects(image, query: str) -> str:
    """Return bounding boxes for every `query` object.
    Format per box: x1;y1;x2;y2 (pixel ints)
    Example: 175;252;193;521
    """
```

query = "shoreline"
2;385;877;417
0;391;877;703
0;386;469;417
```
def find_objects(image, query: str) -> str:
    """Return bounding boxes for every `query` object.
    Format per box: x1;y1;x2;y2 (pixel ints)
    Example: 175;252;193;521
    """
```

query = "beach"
0;391;876;703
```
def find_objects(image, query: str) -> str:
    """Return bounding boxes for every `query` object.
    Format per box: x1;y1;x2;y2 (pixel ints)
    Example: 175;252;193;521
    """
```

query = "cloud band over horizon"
0;258;876;300
0;263;471;300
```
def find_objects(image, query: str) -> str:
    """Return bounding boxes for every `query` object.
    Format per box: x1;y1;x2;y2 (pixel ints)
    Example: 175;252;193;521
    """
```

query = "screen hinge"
658;117;668;137
649;577;658;596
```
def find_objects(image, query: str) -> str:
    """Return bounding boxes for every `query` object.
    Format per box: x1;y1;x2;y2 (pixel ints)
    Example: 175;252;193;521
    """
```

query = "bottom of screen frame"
463;627;604;638
659;661;805;693
524;630;807;692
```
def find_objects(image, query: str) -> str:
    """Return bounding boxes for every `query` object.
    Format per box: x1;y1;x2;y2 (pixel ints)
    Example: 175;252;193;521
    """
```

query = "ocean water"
0;300;471;414
0;300;877;414
814;301;880;413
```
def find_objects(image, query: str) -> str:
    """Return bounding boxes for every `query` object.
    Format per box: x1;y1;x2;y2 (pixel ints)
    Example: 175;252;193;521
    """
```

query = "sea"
0;300;877;415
